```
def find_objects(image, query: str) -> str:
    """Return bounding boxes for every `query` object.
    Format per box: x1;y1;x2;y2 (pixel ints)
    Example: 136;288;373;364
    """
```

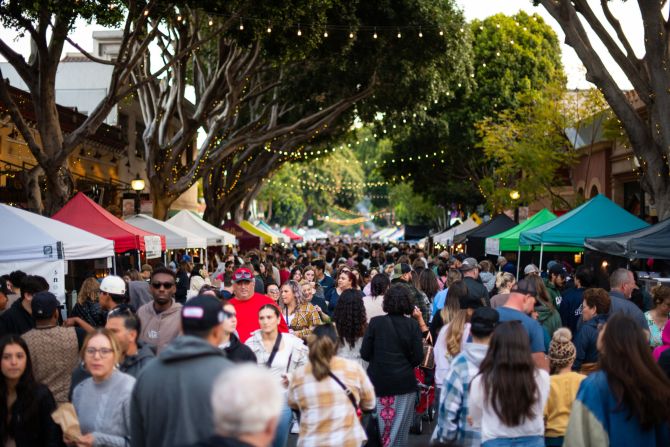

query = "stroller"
409;366;435;434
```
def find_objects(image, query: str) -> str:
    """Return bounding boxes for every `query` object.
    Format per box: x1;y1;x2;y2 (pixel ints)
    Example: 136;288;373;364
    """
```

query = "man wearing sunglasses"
137;267;183;354
229;267;288;342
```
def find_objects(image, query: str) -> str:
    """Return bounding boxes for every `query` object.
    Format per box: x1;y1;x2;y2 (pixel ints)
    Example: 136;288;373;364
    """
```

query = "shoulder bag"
265;332;283;368
329;372;381;447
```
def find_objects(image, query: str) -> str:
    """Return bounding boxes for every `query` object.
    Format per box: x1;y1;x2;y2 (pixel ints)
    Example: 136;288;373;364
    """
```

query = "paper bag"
51;403;82;442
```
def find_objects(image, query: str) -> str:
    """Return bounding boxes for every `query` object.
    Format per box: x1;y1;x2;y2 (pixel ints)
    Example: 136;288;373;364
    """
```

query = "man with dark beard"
137;267;183;354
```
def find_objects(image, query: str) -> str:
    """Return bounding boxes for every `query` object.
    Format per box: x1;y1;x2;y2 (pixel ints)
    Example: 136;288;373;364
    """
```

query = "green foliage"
388;182;438;225
0;0;126;30
379;11;565;210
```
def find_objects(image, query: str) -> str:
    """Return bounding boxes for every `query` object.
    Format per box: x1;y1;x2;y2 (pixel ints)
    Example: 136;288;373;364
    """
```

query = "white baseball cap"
100;275;126;295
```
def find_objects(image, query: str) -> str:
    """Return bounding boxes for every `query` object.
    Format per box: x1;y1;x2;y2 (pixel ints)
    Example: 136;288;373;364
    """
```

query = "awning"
222;221;262;251
585;217;670;259
125;215;207;250
282;228;303;241
464;214;516;258
167;210;236;246
240;220;277;244
433;217;479;245
53;192;165;254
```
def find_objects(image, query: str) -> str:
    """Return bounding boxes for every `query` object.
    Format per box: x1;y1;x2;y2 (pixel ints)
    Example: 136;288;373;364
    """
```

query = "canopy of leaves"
378;11;565;209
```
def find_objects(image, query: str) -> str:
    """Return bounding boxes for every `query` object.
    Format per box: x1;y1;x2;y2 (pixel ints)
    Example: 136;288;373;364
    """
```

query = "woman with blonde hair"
71;329;135;446
71;277;105;328
280;280;323;342
490;272;516;308
288;324;376;447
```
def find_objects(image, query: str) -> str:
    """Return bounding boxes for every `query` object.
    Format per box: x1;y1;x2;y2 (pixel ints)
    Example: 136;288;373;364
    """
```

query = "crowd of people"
0;242;668;447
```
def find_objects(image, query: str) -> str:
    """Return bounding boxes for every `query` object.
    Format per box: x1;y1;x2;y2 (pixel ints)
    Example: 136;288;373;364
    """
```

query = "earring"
81;361;86;371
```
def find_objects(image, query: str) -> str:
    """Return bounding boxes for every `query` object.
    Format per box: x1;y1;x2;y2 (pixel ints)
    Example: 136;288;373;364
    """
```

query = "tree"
0;0;160;214
536;0;670;219
379;12;565;211
135;0;472;222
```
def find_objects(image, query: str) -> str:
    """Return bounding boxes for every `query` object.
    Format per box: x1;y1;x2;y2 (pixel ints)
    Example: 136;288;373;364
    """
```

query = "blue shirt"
431;289;448;320
559;287;584;334
496;306;546;353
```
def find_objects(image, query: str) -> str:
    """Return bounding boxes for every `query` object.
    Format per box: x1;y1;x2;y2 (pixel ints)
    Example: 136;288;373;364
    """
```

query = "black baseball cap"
511;278;538;298
548;263;567;277
181;295;225;332
31;291;60;320
470;307;499;337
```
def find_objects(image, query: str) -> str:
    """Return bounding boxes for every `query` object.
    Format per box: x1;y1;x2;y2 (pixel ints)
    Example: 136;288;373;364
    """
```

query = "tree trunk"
299;205;314;227
20;166;43;213
149;176;179;220
42;164;75;215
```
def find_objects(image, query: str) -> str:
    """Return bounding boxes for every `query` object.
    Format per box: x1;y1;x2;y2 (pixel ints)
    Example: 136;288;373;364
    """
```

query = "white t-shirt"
468;369;550;442
434;322;470;388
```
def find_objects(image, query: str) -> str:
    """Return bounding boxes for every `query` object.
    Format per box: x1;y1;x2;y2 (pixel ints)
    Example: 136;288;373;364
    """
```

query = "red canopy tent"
53;192;166;255
222;221;261;251
282;228;302;241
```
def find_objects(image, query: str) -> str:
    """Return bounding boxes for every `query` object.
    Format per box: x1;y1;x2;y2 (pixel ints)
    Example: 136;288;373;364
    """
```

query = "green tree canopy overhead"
378;11;565;210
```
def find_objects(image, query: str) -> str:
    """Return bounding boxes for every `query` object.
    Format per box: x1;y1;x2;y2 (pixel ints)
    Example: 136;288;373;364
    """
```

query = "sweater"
137;300;183;354
468;369;550;442
360;314;423;396
73;370;135;447
544;371;585;437
565;370;670;446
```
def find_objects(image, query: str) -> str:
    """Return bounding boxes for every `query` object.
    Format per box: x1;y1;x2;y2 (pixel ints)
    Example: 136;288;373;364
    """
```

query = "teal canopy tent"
519;195;648;269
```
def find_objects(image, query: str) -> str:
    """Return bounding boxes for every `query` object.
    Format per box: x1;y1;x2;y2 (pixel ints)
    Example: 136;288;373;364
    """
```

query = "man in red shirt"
229;267;288;342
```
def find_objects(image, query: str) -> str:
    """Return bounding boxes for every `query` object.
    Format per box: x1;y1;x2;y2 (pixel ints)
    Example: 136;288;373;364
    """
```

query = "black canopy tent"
464;214;516;258
585;217;670;259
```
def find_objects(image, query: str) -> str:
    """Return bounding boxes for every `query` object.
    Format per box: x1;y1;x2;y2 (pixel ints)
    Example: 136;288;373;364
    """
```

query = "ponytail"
307;324;339;381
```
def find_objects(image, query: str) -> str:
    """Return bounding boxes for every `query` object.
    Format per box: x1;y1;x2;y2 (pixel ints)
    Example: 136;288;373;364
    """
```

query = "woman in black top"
360;284;423;447
0;335;62;447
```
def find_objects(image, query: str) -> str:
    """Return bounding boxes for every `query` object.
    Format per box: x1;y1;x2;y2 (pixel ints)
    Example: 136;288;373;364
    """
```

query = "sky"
0;1;651;90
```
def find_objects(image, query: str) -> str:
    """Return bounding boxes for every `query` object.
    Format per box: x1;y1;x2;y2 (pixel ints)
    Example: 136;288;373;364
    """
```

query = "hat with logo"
391;263;411;280
31;291;60;319
524;264;540;275
460;257;479;272
548;263;567;278
181;295;225;332
100;275;126;295
232;267;254;283
470;307;499;337
511;278;538;298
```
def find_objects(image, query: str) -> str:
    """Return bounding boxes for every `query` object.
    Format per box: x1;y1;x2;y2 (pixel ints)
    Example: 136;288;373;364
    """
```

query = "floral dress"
645;310;666;348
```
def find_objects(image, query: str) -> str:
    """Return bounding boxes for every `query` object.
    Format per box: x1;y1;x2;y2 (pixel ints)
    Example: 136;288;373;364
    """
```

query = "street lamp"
131;174;145;215
509;190;520;222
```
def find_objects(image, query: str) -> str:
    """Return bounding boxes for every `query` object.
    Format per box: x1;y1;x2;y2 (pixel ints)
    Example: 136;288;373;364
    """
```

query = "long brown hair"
599;313;670;429
440;280;467;325
307;324;339;381
479;321;539;426
527;275;556;312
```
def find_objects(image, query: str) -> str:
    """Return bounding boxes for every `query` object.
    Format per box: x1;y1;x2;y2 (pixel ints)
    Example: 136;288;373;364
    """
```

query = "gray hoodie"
130;335;233;447
461;342;488;368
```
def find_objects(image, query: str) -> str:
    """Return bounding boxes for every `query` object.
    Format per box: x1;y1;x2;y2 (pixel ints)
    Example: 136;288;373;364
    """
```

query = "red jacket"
229;293;288;342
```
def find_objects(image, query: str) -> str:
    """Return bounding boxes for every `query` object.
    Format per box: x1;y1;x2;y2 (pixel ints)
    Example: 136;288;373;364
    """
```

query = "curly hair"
382;284;414;316
78;277;100;305
333;289;367;348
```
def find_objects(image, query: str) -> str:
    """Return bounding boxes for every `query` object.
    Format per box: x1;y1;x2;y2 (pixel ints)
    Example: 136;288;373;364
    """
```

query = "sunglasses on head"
234;271;253;281
151;281;175;289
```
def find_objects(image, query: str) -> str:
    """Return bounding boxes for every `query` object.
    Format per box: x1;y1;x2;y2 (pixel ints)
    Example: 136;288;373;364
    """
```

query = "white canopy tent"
125;215;207;250
371;228;396;240
433;217;479;245
167;210;236;246
301;228;329;242
0;204;115;302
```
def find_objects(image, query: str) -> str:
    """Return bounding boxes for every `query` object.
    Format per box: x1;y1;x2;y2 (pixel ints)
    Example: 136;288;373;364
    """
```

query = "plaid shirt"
287;303;323;341
432;344;486;447
288;357;376;447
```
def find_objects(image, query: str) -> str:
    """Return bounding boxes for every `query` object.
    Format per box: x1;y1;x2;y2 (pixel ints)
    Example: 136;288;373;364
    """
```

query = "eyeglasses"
151;281;175;289
85;347;114;357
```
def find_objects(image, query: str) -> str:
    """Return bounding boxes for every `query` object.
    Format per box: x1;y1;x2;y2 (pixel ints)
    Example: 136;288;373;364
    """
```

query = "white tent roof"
301;228;329;242
167;210;236;246
125;215;207;250
433;217;479;244
387;227;405;242
0;204;115;262
371;227;397;240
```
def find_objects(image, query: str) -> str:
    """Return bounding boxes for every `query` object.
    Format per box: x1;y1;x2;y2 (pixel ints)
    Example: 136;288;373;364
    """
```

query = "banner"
0;259;66;303
144;235;162;259
485;238;500;256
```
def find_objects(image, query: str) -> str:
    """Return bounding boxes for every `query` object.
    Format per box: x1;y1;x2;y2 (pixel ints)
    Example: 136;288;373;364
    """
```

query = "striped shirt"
288;356;376;447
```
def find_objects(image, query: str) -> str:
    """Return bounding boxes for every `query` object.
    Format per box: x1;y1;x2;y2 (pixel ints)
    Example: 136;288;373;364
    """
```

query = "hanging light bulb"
439;30;444;36
349;30;354;39
297;25;302;36
418;28;423;38
239;20;244;30
373;27;377;39
324;30;328;37
267;24;272;33
397;30;402;38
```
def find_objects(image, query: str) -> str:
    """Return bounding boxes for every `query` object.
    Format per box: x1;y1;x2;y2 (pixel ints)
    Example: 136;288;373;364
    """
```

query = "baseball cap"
182;254;192;262
460;257;479;271
524;264;540;275
141;264;153;272
511;278;537;298
31;291;60;319
391;263;411;280
181;295;225;332
232;267;254;283
100;275;126;295
459;292;485;310
497;256;507;266
548;263;567;277
470;307;499;337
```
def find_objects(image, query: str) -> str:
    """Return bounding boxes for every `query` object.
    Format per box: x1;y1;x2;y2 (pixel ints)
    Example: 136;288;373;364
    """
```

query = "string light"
323;30;328;37
267;24;272;33
397;30;402;39
297;25;302;36
239;20;244;30
373;27;377;39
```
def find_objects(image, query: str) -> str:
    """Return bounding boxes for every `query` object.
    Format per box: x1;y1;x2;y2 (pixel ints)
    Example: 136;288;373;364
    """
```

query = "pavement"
287;413;437;446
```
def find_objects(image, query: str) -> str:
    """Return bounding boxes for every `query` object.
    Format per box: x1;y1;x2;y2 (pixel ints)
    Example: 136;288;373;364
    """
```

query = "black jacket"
0;298;34;336
222;334;257;363
176;270;190;303
189;435;254;447
3;383;63;447
464;276;490;307
361;314;423;396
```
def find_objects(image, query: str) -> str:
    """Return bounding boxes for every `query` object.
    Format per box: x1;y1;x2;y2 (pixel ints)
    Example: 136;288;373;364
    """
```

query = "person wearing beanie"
544;328;585;447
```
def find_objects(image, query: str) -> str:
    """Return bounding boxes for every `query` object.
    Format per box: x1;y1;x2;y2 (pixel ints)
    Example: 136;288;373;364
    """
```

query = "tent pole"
516;247;521;278
137;250;142;271
112;256;117;275
163;251;167;265
539;244;544;272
